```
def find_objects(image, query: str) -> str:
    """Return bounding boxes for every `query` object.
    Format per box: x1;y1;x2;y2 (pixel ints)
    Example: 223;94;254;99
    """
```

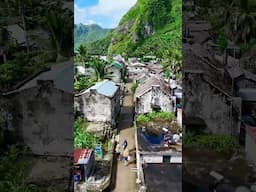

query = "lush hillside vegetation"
85;31;113;55
108;0;181;61
74;24;111;49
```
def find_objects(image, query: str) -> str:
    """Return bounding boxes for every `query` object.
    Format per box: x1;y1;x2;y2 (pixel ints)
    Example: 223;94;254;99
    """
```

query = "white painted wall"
143;155;163;163
4;83;73;156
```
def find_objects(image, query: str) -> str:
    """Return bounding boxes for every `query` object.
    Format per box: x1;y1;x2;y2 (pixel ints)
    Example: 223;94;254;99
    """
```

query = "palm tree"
212;0;256;44
232;0;256;44
76;44;89;66
44;1;72;62
90;58;113;81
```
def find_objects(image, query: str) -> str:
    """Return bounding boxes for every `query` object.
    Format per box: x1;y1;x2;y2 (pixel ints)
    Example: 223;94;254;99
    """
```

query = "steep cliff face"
108;0;181;58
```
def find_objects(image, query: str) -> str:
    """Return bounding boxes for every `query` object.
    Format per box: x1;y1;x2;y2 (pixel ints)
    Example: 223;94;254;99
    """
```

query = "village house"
135;112;182;192
1;60;73;156
134;75;176;114
183;43;242;135
145;64;165;78
113;54;125;63
74;80;121;137
128;63;149;81
73;149;94;183
109;61;124;83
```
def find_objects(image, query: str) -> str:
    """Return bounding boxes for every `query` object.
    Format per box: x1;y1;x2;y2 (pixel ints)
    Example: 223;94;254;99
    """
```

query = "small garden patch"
136;111;175;125
74;117;100;149
183;133;240;152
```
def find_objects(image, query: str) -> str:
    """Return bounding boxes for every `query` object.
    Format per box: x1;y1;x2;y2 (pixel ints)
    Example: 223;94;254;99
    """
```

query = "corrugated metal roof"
111;62;123;69
77;80;119;98
135;75;171;98
74;148;93;165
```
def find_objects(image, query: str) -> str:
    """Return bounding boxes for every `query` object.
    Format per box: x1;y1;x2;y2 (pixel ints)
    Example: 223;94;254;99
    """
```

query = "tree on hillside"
76;44;89;66
90;58;113;82
8;0;33;53
43;1;73;62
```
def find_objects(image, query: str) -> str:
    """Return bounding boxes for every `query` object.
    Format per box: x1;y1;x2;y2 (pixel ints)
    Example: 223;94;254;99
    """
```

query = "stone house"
128;63;149;80
134;75;176;114
146;64;165;78
1;61;74;156
75;80;121;137
183;43;242;135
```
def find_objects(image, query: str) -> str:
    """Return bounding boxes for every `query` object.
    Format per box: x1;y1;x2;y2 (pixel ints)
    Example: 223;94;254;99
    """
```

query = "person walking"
122;139;128;150
115;142;121;161
123;148;129;166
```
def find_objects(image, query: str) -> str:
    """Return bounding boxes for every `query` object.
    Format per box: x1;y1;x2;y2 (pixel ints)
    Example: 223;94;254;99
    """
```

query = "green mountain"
74;24;111;49
108;0;181;59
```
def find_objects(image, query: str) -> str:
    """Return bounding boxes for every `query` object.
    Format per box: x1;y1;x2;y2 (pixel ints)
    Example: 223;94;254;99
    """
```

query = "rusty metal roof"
74;148;93;165
135;75;171;98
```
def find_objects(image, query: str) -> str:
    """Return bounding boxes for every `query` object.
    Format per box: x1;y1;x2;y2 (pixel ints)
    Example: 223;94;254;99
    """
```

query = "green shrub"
136;115;150;124
136;111;175;125
74;117;100;149
217;29;228;53
0;146;56;192
184;133;240;152
147;111;175;121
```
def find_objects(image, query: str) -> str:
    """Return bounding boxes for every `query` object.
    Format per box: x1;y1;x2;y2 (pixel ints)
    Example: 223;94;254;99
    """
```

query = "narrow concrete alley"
109;82;137;192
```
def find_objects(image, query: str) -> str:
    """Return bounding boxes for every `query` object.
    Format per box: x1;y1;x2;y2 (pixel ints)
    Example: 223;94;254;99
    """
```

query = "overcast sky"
75;0;137;28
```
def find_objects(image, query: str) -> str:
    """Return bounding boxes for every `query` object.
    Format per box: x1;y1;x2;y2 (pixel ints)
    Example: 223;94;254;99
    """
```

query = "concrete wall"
109;67;121;83
177;108;182;127
245;130;256;163
184;72;241;134
142;155;163;163
75;88;120;125
135;87;175;114
3;81;73;156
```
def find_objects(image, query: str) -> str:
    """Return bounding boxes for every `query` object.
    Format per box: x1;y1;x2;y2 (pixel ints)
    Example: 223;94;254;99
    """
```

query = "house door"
163;155;171;163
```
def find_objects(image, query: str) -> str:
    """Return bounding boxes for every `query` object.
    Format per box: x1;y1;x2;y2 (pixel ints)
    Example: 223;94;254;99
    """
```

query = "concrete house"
134;75;176;114
75;80;121;137
1;60;73;156
146;64;165;78
109;61;124;83
128;63;149;81
183;44;242;135
135;113;182;192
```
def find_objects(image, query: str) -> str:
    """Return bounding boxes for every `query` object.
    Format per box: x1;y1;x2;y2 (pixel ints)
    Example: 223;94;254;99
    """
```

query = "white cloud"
87;0;137;16
74;0;137;27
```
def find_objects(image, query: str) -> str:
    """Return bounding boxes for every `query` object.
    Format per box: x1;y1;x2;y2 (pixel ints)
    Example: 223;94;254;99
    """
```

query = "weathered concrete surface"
183;73;241;135
3;81;73;156
135;87;175;114
75;82;121;126
112;83;137;192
